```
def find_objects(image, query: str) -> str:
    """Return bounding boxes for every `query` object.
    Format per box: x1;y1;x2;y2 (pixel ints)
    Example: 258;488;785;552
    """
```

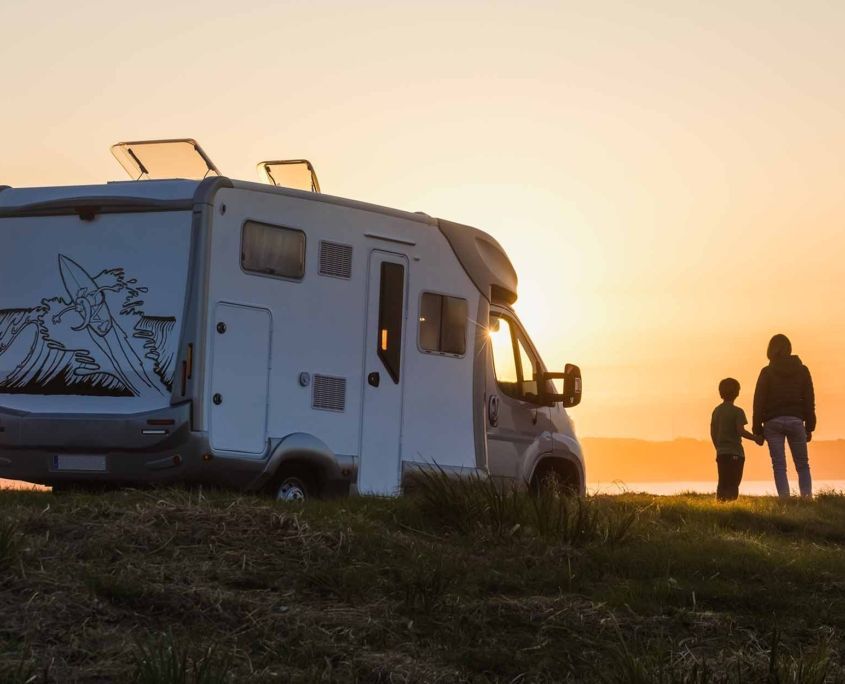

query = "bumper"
0;402;226;488
0;403;355;495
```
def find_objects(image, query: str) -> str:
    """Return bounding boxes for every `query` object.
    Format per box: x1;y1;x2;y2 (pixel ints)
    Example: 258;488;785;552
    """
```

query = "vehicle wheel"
273;471;314;502
531;468;562;496
530;463;578;497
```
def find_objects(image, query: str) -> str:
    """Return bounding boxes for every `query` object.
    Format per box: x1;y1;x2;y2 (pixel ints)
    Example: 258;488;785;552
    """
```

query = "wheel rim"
276;478;307;502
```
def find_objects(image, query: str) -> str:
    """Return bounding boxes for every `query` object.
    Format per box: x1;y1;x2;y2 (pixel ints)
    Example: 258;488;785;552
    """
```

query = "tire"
272;467;318;502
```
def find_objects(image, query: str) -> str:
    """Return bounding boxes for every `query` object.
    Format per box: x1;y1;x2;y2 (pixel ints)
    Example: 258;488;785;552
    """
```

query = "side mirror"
540;364;582;408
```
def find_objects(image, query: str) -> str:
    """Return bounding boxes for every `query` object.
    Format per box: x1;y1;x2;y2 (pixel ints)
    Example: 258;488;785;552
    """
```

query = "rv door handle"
368;372;380;387
488;395;499;427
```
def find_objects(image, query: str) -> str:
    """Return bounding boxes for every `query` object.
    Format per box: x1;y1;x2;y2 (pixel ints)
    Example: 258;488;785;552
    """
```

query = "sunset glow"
2;1;843;441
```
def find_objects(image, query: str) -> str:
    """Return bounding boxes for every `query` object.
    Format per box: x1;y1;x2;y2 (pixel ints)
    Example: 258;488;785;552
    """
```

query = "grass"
0;519;21;573
133;631;232;684
0;479;844;681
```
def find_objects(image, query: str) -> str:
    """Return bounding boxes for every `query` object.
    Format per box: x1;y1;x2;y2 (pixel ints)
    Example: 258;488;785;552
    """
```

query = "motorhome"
0;140;584;498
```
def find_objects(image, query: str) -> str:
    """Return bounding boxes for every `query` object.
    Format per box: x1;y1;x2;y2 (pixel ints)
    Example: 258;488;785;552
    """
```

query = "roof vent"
111;139;220;181
312;375;346;412
257;160;320;193
319;241;353;279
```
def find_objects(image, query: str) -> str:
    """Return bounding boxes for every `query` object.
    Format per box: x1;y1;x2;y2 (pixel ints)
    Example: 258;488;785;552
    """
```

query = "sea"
588;479;845;496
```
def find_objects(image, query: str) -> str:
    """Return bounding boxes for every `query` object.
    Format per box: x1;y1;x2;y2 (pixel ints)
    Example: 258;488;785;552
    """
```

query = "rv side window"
377;262;405;383
419;293;468;355
241;221;306;279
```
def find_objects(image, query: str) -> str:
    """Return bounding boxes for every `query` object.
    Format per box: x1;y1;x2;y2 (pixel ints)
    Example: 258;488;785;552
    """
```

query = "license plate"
52;455;107;472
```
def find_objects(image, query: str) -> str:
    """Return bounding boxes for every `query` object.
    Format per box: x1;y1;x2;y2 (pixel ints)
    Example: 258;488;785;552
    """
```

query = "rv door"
485;312;552;480
359;251;408;495
208;304;272;456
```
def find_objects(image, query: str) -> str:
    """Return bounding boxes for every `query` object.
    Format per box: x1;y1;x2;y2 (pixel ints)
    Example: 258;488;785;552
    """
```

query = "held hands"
754;435;765;446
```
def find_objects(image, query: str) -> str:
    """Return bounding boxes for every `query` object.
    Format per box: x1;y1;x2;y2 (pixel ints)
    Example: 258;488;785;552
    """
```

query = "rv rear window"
241;221;306;279
419;293;468;356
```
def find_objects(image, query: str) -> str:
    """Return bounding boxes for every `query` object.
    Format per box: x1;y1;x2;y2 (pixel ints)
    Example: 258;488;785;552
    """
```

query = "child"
710;378;761;501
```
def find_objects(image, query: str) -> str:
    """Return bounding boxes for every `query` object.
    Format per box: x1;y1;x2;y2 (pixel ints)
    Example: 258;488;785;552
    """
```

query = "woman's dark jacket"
752;355;816;435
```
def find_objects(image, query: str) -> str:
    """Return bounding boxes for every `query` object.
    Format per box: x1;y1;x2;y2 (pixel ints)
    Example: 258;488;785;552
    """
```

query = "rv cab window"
516;336;538;399
490;316;519;394
490;314;540;401
419;292;468;355
241;221;306;279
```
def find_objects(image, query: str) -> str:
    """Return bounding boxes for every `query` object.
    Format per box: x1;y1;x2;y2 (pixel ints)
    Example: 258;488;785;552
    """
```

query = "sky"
1;0;843;440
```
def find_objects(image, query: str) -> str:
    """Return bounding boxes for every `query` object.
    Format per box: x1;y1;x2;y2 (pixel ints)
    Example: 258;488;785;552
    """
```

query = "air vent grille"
312;375;346;412
319;241;353;279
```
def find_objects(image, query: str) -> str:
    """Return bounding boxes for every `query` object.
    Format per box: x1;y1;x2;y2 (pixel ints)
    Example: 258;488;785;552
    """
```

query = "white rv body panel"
400;273;480;473
208;303;272;455
202;186;482;486
0;180;201;209
0;210;193;414
204;188;374;462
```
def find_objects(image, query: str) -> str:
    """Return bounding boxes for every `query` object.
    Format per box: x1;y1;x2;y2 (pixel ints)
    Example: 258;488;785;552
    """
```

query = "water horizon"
589;479;845;496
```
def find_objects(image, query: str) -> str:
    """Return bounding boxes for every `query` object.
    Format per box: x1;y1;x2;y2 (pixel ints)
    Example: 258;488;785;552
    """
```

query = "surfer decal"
0;255;177;397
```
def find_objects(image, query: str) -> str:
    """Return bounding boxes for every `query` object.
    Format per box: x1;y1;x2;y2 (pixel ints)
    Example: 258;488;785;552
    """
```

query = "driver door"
485;312;550;481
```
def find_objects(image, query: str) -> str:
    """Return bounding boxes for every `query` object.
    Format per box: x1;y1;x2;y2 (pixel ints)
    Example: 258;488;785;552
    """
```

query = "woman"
752;334;816;498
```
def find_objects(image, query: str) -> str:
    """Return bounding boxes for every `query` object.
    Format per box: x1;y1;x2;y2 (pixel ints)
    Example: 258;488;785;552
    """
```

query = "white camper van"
0;140;585;498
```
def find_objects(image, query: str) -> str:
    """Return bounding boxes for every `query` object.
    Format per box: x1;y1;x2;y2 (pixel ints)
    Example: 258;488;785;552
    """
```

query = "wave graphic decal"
0;256;177;397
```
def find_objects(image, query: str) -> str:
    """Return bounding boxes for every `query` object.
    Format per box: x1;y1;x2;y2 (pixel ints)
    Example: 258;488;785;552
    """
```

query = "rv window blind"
241;221;305;279
419;293;467;355
377;262;405;383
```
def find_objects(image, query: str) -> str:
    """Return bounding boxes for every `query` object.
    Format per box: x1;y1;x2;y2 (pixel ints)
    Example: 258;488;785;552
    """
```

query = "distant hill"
582;437;845;483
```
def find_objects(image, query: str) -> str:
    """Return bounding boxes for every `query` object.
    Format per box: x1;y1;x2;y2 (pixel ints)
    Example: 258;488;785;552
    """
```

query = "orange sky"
1;1;843;440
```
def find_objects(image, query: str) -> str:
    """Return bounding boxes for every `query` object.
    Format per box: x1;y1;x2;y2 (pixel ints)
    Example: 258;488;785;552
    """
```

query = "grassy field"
1;477;845;682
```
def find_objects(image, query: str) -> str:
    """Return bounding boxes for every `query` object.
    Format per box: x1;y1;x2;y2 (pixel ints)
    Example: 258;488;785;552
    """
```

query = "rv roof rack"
111;139;221;181
257;160;321;193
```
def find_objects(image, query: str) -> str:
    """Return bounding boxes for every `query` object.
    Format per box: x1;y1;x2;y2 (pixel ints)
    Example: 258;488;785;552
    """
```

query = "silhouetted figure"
711;378;760;501
753;334;816;498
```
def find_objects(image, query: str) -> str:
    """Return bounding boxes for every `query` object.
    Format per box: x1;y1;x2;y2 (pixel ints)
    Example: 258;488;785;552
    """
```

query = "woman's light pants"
764;416;811;498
